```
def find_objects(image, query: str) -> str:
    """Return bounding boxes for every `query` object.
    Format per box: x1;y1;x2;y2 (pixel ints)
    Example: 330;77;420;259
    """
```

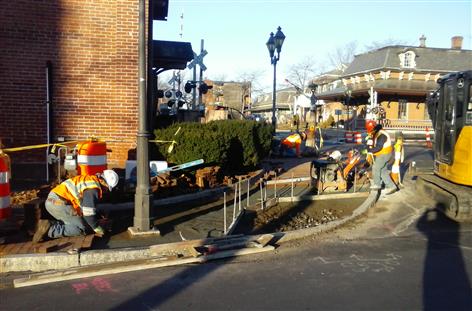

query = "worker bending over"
365;120;397;195
33;170;119;242
280;131;307;158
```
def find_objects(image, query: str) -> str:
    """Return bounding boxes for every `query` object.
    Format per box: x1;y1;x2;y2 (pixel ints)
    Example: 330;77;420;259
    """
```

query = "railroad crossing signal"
187;50;207;71
168;71;180;85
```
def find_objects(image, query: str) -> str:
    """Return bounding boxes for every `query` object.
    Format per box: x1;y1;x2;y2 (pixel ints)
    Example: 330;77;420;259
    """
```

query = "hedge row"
153;120;273;171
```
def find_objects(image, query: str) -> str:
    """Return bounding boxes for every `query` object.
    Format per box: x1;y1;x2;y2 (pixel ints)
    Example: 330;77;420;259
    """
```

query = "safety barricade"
425;127;432;148
0;153;11;220
344;131;354;143
76;140;108;175
354;132;362;145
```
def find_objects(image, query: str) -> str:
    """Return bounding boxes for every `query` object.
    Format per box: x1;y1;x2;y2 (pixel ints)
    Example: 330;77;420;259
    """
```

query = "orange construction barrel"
0;153;11;220
76;141;107;176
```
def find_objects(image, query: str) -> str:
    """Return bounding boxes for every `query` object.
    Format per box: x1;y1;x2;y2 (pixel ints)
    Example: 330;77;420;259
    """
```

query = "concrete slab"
1;252;79;273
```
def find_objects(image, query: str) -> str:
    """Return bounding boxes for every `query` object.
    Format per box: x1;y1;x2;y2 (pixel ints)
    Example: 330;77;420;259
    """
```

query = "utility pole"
198;39;204;107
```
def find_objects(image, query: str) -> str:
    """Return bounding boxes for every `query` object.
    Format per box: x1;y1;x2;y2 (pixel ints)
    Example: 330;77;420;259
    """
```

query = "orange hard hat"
365;120;377;133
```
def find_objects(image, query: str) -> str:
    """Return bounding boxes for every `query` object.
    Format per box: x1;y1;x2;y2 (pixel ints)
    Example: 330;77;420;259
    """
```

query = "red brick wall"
0;0;139;167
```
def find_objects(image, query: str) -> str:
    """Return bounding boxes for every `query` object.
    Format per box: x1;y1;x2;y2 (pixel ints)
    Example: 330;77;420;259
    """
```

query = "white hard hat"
328;150;342;161
102;169;119;191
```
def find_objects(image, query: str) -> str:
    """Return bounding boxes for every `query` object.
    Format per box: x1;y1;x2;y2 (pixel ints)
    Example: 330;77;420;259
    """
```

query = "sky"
154;0;472;91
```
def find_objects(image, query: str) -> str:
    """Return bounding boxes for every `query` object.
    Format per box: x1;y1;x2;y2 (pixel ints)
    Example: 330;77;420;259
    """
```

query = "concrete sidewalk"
1;137;375;275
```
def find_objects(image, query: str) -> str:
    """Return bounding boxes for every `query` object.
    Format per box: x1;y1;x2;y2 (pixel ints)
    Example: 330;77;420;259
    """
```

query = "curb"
1;190;378;273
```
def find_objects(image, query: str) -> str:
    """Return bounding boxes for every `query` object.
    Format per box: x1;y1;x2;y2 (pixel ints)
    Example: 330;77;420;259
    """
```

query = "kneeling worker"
280;131;307;158
33;169;119;242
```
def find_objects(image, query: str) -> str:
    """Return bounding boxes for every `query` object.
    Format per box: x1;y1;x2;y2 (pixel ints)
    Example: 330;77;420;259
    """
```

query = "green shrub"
153;120;273;171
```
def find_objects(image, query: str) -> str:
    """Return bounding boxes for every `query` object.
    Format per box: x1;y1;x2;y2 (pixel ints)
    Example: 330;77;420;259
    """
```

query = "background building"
315;36;472;131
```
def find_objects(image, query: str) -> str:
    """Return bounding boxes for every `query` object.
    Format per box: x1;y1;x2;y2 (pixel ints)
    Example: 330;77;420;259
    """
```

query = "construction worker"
390;131;405;188
32;170;119;242
280;131;307;158
365;120;397;195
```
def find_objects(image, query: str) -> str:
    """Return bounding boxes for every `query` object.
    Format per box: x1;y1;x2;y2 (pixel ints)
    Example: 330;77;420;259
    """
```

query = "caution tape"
149;139;178;154
1;141;81;153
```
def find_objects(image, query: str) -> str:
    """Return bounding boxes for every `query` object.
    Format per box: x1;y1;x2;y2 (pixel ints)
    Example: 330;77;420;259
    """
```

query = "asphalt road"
3;145;471;311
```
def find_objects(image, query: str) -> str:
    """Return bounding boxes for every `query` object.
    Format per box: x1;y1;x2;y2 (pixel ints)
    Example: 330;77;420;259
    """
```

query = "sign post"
335;109;342;142
187;43;207;110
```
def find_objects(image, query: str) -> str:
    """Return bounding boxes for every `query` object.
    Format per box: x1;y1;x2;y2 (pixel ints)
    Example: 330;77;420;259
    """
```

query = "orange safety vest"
373;129;393;156
283;133;302;146
52;175;103;215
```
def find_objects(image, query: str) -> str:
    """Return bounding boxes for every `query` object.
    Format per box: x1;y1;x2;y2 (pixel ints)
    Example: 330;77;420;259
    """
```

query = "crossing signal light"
199;83;213;95
164;90;173;98
184;81;196;93
156;90;164;98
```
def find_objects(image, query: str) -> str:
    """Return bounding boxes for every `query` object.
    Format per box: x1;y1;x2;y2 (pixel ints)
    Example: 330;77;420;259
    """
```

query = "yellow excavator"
418;70;472;222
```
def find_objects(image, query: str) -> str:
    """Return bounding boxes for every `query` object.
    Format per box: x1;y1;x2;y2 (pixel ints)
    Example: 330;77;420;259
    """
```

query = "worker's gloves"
94;226;105;237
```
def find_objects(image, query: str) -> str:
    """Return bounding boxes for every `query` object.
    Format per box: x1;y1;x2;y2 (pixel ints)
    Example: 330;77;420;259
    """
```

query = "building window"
398;99;408;120
399;51;416;68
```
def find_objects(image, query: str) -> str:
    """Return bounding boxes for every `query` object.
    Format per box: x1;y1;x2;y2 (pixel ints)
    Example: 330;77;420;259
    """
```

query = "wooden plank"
53;238;74;252
71;236;85;250
17;241;34;254
35;239;61;254
81;235;95;249
14;245;275;288
0;243;21;255
149;234;245;256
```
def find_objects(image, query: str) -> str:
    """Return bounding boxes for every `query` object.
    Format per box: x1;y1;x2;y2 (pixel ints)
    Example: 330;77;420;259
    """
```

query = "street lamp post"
309;82;318;126
266;26;285;132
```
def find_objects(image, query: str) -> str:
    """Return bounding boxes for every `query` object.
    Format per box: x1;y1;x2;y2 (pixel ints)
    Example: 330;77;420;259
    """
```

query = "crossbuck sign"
187;50;207;71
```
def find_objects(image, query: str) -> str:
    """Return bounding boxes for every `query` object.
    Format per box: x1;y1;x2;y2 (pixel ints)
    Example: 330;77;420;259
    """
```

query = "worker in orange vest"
365;120;397;195
280;131;307;158
32;170;119;243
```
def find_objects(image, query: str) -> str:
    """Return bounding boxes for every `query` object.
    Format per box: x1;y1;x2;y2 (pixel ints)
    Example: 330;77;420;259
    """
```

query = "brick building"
1;1;139;175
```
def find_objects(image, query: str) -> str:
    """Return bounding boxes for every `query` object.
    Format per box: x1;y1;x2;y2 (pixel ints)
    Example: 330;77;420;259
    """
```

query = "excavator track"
417;174;472;222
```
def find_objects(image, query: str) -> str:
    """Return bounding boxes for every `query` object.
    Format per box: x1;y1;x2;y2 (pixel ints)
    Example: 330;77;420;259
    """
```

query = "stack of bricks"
195;166;222;189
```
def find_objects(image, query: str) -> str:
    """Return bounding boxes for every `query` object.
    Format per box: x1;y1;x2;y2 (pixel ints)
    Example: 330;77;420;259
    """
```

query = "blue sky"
154;0;472;90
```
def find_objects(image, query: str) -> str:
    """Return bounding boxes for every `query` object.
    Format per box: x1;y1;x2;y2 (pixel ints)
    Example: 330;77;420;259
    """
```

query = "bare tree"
285;56;319;91
328;40;359;69
236;69;267;98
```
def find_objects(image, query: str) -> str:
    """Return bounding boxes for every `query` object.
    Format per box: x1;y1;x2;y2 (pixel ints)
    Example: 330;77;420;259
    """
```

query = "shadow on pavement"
416;208;472;311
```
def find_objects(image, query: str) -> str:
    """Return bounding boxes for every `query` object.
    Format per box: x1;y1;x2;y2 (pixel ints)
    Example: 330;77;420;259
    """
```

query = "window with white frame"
399;51;416;68
398;99;408;120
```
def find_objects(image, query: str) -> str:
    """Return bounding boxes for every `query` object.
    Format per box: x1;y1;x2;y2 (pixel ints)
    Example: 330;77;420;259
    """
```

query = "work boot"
32;219;51;243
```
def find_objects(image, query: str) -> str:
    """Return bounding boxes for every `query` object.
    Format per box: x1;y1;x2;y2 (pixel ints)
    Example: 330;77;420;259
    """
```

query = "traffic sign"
187;50;207;71
335;109;342;116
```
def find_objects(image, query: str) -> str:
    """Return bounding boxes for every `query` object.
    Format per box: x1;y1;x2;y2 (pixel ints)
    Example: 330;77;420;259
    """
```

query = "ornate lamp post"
266;26;285;132
308;82;318;126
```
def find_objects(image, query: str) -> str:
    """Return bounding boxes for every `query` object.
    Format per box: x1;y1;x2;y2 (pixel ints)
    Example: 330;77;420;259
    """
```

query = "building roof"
251;87;296;111
344;46;472;76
